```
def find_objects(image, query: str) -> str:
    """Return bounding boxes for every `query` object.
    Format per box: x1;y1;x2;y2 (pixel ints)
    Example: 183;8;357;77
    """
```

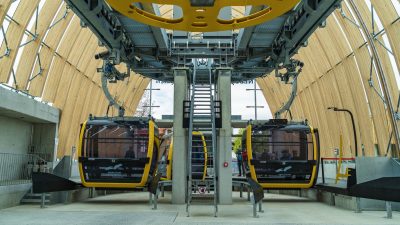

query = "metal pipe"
101;72;125;117
254;81;257;120
321;158;325;184
348;0;400;158
275;76;298;119
327;107;358;157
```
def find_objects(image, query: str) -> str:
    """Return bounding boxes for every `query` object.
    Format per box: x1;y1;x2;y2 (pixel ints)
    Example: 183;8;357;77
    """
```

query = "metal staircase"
186;62;218;217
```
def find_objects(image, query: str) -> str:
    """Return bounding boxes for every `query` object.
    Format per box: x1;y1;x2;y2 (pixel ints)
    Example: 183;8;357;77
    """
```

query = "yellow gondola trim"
78;120;157;188
78;120;87;187
163;131;207;181
247;124;258;183
247;124;318;189
166;137;173;180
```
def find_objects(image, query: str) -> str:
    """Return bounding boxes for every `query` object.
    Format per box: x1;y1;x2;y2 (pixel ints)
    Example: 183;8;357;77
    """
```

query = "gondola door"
78;119;157;188
246;121;319;189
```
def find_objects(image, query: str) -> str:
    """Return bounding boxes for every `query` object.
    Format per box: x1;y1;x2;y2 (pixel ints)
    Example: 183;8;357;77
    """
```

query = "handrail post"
40;193;46;208
321;158;325;184
386;201;392;219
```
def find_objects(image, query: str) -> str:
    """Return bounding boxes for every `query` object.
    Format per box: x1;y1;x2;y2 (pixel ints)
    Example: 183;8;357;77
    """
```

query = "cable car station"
0;0;399;224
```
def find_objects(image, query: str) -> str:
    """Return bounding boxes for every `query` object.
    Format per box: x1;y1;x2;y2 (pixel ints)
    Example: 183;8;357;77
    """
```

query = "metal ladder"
186;63;218;217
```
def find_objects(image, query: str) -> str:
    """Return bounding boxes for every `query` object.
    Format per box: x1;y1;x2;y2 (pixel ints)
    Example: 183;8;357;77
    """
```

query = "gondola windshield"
243;120;319;188
251;128;313;162
80;122;152;183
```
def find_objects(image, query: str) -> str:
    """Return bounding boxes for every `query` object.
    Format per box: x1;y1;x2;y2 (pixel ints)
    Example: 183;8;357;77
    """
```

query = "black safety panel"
80;157;150;183
349;177;400;202
32;172;80;193
251;159;315;183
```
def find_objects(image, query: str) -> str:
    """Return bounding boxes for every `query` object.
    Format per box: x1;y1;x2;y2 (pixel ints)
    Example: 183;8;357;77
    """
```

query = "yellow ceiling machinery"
105;0;300;32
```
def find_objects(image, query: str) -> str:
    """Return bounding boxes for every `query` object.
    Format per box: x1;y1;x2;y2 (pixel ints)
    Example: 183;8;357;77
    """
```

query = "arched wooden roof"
0;0;399;158
258;0;400;158
0;0;149;157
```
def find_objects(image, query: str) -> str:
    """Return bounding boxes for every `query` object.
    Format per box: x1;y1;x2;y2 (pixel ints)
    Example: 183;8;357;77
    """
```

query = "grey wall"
0;116;33;154
0;86;60;209
32;123;57;162
0;184;31;209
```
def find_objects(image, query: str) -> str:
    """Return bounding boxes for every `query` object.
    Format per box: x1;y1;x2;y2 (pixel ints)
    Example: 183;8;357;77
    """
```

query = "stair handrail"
186;61;197;213
209;68;218;217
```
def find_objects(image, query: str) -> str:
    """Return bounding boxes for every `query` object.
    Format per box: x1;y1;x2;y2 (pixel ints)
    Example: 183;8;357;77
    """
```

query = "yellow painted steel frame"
192;131;208;181
106;0;300;32
78;120;157;188
335;134;349;183
246;124;318;189
165;138;173;180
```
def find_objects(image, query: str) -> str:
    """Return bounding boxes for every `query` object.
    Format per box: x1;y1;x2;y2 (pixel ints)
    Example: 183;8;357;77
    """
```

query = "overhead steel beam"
65;0;342;83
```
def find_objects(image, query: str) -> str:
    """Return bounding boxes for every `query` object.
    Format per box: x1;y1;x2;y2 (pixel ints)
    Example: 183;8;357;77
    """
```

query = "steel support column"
172;68;189;204
216;69;232;204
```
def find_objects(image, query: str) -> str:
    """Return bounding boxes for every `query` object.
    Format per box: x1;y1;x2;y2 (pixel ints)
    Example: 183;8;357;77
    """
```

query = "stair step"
188;77;217;215
191;163;206;166
24;193;51;197
191;194;216;201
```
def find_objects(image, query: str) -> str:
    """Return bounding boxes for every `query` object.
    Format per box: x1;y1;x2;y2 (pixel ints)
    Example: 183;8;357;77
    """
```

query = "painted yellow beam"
106;0;299;32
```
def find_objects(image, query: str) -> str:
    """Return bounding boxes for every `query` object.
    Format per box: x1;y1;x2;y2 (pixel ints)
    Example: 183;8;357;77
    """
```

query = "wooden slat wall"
0;0;12;27
259;0;400;157
0;0;40;83
15;0;62;90
28;4;73;96
0;0;149;157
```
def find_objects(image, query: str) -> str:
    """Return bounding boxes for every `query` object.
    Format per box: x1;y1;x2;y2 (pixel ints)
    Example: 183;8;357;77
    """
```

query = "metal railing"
320;157;356;184
0;153;50;186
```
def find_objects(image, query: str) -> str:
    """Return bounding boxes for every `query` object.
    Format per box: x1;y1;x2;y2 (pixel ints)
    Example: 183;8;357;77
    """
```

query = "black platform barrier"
247;177;265;218
32;172;81;193
317;168;400;202
349;177;400;202
148;173;162;210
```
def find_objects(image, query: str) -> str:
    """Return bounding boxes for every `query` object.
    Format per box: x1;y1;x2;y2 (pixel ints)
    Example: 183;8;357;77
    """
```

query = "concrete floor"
0;192;398;225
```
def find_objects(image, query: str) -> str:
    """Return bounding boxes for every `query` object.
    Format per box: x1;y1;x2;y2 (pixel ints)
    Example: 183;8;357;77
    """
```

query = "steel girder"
65;0;342;83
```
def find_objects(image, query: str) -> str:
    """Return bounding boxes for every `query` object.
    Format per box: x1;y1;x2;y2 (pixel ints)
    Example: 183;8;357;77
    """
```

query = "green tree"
232;128;244;153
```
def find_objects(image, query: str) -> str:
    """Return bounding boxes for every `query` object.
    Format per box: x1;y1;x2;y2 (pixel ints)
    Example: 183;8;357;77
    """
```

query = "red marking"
198;187;206;194
223;162;228;167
